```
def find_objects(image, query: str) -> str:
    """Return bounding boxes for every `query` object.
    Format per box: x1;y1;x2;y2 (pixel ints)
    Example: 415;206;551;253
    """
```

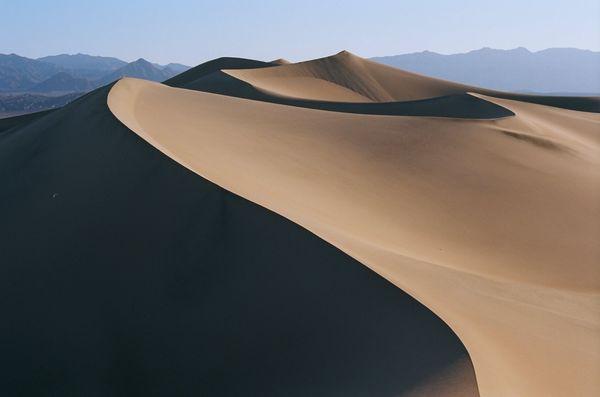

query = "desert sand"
1;50;598;396
0;75;478;395
108;52;600;396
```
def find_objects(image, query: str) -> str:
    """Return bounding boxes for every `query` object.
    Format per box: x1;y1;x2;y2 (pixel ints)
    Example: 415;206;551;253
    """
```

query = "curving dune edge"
108;52;600;397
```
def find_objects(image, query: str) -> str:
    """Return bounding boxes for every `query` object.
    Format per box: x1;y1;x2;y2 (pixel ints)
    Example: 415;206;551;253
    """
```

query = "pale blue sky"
2;0;599;65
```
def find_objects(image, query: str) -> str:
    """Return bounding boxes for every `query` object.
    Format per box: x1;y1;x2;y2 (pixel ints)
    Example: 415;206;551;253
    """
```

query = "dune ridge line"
108;70;599;397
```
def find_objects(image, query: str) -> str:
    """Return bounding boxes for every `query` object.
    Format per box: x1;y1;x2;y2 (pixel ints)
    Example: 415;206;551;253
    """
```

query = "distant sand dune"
223;51;472;102
168;51;598;114
109;50;600;396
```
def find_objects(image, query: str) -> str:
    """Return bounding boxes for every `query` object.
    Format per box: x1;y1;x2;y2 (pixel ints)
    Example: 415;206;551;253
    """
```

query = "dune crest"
163;51;599;116
109;72;600;396
1;84;481;396
223;50;469;102
269;58;291;65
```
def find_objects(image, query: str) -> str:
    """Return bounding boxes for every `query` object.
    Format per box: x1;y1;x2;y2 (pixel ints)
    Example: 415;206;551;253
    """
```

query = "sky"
2;0;599;65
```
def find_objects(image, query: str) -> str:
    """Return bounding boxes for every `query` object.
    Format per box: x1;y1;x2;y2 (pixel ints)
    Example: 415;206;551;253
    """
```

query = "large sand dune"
108;52;600;397
1;50;598;396
0;87;478;394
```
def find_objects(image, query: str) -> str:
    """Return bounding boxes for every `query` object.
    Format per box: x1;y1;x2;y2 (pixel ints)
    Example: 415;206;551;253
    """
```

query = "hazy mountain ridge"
0;53;190;93
37;53;127;80
371;47;600;94
96;58;179;87
38;53;127;70
0;53;191;117
29;71;94;93
0;54;61;91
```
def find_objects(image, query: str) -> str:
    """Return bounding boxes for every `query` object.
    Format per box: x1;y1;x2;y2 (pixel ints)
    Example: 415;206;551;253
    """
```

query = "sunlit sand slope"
109;77;600;397
0;86;478;396
173;51;599;112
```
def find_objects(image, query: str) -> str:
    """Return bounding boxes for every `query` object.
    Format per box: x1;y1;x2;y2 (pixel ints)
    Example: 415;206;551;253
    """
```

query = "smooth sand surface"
221;51;598;111
223;51;472;102
167;67;516;118
0;85;479;396
168;51;599;114
109;65;600;397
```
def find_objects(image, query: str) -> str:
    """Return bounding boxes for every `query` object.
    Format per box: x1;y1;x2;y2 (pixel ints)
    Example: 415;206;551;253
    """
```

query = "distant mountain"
163;63;191;74
371;47;600;94
0;53;191;118
38;53;126;70
30;72;94;93
0;54;61;91
95;58;181;86
0;53;190;93
38;53;127;80
151;62;190;73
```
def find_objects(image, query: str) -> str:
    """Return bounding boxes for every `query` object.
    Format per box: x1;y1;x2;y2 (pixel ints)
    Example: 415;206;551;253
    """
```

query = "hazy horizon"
3;0;599;65
4;46;599;68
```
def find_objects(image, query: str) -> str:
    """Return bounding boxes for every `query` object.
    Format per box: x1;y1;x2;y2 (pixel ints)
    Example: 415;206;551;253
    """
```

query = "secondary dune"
163;53;516;119
108;71;600;397
223;50;472;102
173;51;599;112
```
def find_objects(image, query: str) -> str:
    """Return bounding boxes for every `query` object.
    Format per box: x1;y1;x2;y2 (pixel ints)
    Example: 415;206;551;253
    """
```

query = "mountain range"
0;53;190;93
372;47;600;94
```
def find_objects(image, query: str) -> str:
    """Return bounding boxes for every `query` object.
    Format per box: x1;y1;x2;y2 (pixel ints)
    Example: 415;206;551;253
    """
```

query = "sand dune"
173;51;599;112
163;53;515;118
270;58;291;65
0;109;52;133
171;69;516;118
164;56;280;88
2;50;598;396
223;51;472;102
108;53;600;396
0;86;478;395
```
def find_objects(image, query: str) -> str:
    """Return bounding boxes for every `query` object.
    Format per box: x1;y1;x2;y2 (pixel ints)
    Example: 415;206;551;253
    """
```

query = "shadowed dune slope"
172;51;599;113
0;86;478;396
0;109;53;133
169;68;514;118
109;78;600;397
491;91;600;112
164;57;278;87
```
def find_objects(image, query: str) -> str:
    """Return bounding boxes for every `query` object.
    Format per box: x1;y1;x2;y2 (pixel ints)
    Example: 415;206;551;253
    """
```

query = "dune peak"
270;58;291;65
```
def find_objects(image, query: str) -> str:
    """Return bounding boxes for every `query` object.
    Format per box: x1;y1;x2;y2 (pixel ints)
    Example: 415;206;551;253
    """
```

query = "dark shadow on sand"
0;86;478;396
